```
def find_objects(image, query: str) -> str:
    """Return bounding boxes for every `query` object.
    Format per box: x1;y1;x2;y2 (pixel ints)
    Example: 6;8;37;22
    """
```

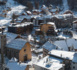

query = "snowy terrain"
0;0;77;69
0;0;26;26
0;0;77;26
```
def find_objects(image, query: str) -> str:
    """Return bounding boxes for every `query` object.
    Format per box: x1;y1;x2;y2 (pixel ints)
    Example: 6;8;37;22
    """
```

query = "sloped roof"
49;50;77;63
42;41;56;51
6;38;27;50
54;40;68;51
34;55;63;70
7;58;27;70
54;39;77;50
6;32;18;44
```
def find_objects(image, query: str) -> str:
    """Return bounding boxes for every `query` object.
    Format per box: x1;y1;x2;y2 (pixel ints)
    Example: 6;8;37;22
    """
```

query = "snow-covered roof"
54;40;68;51
47;22;55;25
54;38;77;50
33;48;43;53
67;39;77;49
32;9;42;12
7;58;28;70
6;38;27;50
5;32;18;44
9;22;33;27
34;55;64;70
42;41;56;51
55;14;73;19
26;11;32;14
73;20;77;24
49;50;77;63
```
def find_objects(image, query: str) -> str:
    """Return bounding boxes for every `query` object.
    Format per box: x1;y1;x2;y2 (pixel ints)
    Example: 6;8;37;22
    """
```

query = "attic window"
24;49;26;52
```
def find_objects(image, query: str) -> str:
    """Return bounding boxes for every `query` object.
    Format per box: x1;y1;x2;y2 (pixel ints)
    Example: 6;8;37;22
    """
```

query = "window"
73;66;75;69
24;49;26;52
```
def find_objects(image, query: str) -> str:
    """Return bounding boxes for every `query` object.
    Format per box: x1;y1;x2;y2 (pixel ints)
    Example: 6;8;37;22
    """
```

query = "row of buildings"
1;3;77;70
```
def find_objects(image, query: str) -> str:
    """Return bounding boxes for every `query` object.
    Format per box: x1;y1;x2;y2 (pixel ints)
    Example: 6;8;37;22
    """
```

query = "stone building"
6;38;32;62
40;22;57;35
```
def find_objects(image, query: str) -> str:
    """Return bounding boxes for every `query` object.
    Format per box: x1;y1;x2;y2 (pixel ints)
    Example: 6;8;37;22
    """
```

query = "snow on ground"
71;31;77;39
0;18;11;26
28;52;43;66
7;5;25;18
6;0;26;17
0;0;26;26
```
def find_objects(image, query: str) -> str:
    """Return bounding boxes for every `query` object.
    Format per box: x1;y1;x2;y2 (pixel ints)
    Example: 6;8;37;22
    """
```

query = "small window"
73;66;75;69
24;49;26;52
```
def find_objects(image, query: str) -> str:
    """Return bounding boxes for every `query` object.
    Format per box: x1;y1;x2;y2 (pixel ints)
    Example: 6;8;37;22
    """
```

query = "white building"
34;55;65;70
49;50;77;70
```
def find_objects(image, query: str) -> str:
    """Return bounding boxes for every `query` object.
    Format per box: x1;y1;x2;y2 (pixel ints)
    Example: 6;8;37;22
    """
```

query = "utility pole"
0;27;6;70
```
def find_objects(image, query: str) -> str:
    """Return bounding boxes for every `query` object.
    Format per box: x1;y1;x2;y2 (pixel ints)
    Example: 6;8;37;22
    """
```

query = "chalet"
64;10;73;14
54;39;77;52
21;16;33;22
40;22;57;35
55;14;74;28
8;22;33;34
6;38;32;62
41;5;51;15
32;9;42;15
34;55;65;70
43;38;77;57
35;17;44;26
49;50;77;70
42;41;56;57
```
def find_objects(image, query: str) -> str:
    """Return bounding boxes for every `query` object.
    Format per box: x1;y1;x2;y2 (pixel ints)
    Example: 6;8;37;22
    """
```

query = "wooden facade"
8;23;33;34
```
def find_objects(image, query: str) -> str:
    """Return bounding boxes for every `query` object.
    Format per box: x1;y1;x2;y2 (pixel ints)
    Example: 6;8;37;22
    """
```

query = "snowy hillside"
0;0;77;26
0;0;26;26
